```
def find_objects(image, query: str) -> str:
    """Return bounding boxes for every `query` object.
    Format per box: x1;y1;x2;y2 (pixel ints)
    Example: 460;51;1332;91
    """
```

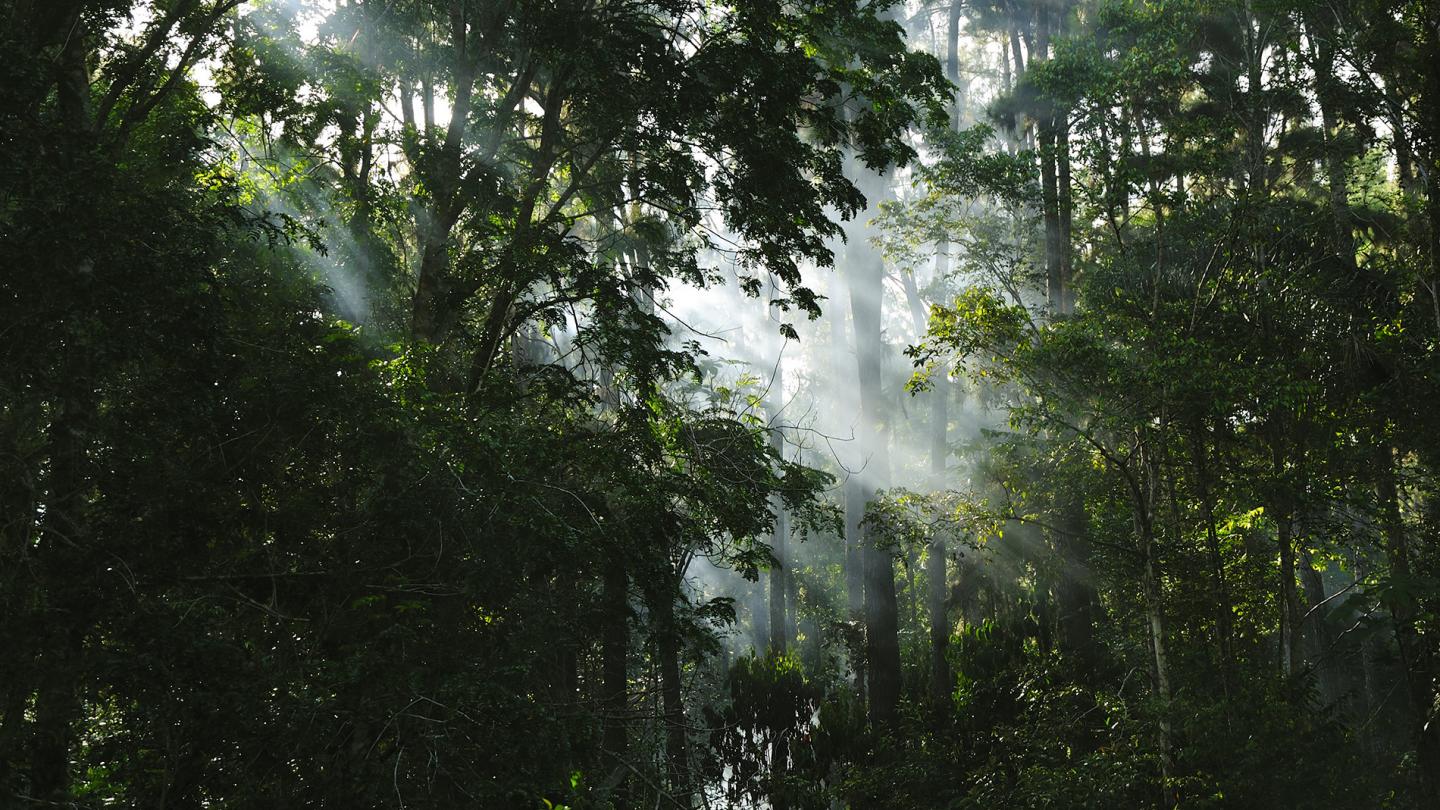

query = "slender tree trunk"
844;465;866;696
1010;24;1026;78
1054;494;1098;670
421;75;435;132
0;665;25;790
1029;14;1095;672
1188;423;1234;694
549;568;582;759
1143;541;1175;809
786;567;799;646
1277;507;1301;677
1057;115;1074;313
1118;107;1134;215
1136;446;1175;807
1375;445;1440;800
1297;548;1342;708
902;265;953;710
1040;123;1063;313
746;581;768;654
655;589;691;808
1000;38;1015;153
924;6;963;711
926;539;950;707
1419;12;1440;328
56;14;91;131
925;374;950;708
1034;11;1065;316
27;204;99;800
1271;442;1303;678
769;427;789;655
1243;3;1268;196
600;556;630;796
862;504;901;727
947;1;963;128
30;419;87;801
1010;25;1027;143
767;429;793;810
1307;14;1355;272
832;261;866;697
28;635;81;801
847;166;901;726
0;404;40;789
770;707;790;810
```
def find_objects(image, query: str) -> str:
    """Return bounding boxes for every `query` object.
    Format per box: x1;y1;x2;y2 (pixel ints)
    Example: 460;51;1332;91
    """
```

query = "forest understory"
3;0;1439;807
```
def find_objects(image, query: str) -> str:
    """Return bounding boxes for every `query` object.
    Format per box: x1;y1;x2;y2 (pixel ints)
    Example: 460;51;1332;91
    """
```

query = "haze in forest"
2;0;1438;808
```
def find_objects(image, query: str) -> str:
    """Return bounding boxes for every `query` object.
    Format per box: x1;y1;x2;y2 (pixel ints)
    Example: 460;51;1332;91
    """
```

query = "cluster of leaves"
887;0;1440;801
797;0;1440;806
0;0;946;807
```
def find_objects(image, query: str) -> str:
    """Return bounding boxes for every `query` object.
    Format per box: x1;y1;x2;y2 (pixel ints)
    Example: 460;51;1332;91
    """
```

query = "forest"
2;0;1438;806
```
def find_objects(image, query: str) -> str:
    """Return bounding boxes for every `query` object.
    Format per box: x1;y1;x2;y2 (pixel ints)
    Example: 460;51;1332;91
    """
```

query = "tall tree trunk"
1419;11;1440;330
901;265;953;710
847;166;901;727
844;472;865;697
1136;446;1175;807
947;1;963;128
923;2;964;712
1117;107;1134;216
1042;128;1065;312
1270;442;1304;678
411;224;457;344
410;13;479;347
1307;13;1355;272
27;192;100;799
1375;445;1440;800
926;538;950;710
786;564;799;646
654;589;691;808
1049;115;1095;674
769;427;789;655
1000;37;1015;153
30;412;88;801
750;579;770;654
1276;506;1301;677
1035;10;1065;316
766;430;792;810
1029;11;1095;673
1297;548;1343;709
1242;3;1269;196
1054;495;1099;673
1010;25;1027;149
832;267;866;697
1143;541;1175;809
925;373;950;709
28;631;81;801
1188;423;1234;694
1057;114;1074;313
0;387;38;787
600;556;630;796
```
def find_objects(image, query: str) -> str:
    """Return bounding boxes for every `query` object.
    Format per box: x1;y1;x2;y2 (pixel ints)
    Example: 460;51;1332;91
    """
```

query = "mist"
8;0;1437;807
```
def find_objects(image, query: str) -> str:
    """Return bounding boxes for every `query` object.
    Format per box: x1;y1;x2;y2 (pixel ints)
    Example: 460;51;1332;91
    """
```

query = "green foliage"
0;0;941;805
4;0;1440;806
703;652;828;807
866;0;1440;805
